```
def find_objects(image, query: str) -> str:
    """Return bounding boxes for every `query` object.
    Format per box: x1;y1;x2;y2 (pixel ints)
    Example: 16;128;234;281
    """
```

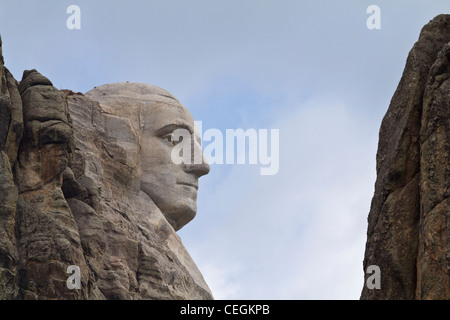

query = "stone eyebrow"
154;123;193;136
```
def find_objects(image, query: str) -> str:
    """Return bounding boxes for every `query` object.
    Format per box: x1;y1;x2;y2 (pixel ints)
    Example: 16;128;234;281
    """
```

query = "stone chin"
164;203;197;232
140;180;198;231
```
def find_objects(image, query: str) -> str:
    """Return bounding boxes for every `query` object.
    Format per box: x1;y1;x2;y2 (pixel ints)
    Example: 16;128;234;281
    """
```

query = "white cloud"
199;262;243;300
181;96;378;299
4;0;447;300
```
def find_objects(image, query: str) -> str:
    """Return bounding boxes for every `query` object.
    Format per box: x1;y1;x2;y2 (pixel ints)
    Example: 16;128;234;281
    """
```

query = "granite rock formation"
361;14;450;300
0;35;212;299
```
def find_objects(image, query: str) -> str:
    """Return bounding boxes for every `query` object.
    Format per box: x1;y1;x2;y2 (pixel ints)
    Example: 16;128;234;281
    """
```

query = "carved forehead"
86;82;179;105
85;82;194;132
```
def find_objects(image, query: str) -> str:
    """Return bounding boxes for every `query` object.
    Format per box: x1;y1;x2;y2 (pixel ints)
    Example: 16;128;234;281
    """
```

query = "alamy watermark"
366;5;381;30
66;5;81;30
365;265;381;289
66;5;381;31
66;265;81;290
171;121;279;176
62;4;380;175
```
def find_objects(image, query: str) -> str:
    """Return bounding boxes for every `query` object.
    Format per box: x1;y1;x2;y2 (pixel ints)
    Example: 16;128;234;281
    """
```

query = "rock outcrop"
0;35;212;299
361;15;450;300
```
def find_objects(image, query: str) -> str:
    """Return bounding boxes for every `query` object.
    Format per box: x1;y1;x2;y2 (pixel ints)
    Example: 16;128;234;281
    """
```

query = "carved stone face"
85;83;210;232
140;100;210;231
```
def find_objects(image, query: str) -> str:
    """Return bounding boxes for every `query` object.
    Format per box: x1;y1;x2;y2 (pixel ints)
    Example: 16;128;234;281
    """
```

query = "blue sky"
1;0;449;299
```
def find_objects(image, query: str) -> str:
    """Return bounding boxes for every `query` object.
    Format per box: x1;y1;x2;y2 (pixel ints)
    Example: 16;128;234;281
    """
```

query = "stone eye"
162;133;173;144
163;133;183;145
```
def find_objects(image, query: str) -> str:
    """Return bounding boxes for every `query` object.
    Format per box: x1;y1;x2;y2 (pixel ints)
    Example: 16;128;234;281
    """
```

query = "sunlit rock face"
361;14;450;300
0;34;212;299
64;83;212;300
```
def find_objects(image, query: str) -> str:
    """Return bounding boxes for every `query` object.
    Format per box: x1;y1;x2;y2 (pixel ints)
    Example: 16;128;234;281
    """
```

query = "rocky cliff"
0;35;212;300
361;14;450;300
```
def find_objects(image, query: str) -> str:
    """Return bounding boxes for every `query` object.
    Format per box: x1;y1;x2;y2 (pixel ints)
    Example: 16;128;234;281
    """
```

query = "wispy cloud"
2;0;448;300
181;97;377;299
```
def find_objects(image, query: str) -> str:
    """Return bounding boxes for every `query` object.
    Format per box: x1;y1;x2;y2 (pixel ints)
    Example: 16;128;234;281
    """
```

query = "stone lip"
361;14;450;300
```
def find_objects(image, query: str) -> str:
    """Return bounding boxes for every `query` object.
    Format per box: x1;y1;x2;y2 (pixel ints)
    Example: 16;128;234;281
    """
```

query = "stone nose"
184;156;210;178
183;137;210;178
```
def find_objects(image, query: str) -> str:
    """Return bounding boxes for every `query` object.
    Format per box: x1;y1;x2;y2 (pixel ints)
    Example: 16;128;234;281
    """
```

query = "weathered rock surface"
61;88;212;300
0;35;212;299
361;14;450;300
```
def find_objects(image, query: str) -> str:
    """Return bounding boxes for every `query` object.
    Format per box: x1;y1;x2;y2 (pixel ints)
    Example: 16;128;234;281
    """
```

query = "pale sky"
1;0;449;299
